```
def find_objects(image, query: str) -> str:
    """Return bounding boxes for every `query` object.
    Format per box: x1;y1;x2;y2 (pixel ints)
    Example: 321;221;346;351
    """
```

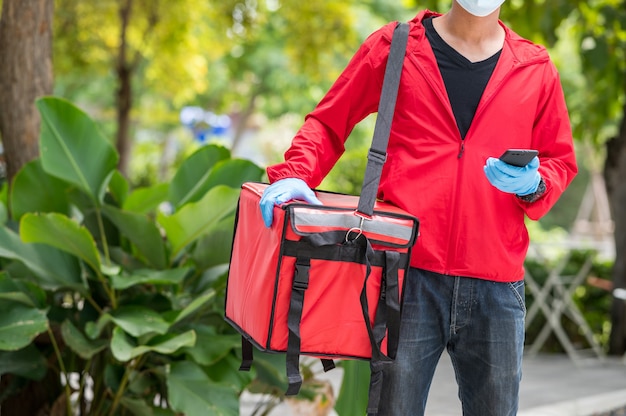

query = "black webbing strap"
285;254;337;395
361;21;409;413
383;251;402;358
322;359;335;372
285;257;311;395
239;336;254;371
357;22;410;217
283;237;410;269
366;250;402;414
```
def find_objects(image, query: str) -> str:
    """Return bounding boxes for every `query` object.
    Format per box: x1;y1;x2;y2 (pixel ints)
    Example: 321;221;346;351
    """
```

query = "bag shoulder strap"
357;22;410;217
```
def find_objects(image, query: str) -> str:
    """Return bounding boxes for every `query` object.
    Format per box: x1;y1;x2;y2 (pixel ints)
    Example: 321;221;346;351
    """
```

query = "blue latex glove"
484;156;541;196
259;178;322;227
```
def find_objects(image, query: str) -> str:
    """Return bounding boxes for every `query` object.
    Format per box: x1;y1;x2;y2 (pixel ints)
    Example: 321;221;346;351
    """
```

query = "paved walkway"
241;353;626;416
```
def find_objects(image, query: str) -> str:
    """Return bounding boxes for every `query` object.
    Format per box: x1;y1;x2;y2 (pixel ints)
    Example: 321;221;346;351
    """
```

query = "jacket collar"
409;9;550;67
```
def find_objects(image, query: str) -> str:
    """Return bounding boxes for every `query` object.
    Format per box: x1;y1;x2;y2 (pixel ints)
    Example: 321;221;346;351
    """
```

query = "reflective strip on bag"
289;206;416;247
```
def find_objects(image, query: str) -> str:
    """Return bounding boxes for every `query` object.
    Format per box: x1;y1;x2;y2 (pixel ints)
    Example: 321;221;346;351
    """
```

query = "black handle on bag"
356;22;410;218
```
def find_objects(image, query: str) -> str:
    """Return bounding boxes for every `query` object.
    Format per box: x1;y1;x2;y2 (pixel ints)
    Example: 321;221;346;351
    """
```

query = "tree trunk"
0;0;53;186
230;92;260;154
604;101;626;356
115;0;134;177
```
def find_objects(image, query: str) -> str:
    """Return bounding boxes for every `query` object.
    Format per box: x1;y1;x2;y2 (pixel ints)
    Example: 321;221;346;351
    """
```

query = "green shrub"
0;97;264;415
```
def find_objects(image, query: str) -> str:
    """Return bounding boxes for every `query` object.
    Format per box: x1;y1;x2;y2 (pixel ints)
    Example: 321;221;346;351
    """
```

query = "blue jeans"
377;268;526;416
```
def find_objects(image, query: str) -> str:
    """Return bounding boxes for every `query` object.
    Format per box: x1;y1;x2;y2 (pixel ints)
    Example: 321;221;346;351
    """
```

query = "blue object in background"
179;106;232;143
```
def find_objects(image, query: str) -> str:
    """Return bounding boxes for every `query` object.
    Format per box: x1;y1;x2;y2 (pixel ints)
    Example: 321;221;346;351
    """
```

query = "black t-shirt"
423;17;501;139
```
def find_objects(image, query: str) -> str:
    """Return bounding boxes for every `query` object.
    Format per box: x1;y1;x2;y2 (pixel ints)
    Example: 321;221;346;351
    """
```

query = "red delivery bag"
224;182;419;387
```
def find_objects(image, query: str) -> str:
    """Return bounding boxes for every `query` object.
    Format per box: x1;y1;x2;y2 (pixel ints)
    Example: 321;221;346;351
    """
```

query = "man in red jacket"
259;0;577;414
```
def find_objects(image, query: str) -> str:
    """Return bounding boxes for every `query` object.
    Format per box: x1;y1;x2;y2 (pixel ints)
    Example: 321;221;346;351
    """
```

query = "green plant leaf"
157;185;239;258
204;159;264;191
206;353;256;393
0;272;47;308
61;320;108;360
0;345;47;380
170;290;215;325
102;205;168;269
123;183;169;214
108;170;130;207
190;217;235;270
169;144;231;208
110;268;191;290
245;351;287;394
87;307;171;340
334;360;370;416
10;159;71;221
111;327;196;362
20;213;101;274
0;209;6;228
153;408;177;416
36;96;118;204
0;226;84;292
111;306;170;337
120;397;154;416
182;324;239;366
0;303;48;351
167;361;239;416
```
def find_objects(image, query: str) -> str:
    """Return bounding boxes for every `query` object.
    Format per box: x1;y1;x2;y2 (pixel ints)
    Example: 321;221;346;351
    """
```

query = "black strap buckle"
367;148;387;164
293;258;310;291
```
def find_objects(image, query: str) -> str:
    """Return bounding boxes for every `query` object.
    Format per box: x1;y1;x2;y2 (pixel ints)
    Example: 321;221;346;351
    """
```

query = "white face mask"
456;0;505;17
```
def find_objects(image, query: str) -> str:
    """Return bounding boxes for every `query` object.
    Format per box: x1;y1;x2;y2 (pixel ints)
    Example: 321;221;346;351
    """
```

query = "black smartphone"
499;149;538;167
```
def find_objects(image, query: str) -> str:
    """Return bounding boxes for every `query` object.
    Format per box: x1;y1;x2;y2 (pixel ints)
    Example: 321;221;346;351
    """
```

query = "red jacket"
267;11;578;282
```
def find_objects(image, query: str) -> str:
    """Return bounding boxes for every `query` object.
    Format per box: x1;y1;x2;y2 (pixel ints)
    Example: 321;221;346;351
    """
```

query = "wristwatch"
517;178;546;203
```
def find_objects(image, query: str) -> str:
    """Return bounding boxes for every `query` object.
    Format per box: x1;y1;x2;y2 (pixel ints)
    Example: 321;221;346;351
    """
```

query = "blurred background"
1;1;625;415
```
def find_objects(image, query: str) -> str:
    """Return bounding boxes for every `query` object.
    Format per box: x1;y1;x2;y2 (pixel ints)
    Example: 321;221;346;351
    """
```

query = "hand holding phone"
485;149;541;195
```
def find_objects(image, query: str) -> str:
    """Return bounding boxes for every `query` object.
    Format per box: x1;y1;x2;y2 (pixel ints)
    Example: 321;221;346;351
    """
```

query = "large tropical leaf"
10;159;71;221
0;302;48;351
123;183;169;214
0;272;47;308
168;144;230;208
203;159;264;191
36;96;118;204
167;361;239;416
181;324;240;366
190;217;235;270
0;345;47;380
61;320;108;360
108;170;130;207
119;397;155;416
334;360;370;416
245;351;288;394
157;185;239;258
111;327;196;362
87;306;170;339
20;213;101;274
169;290;216;325
102;205;168;269
110;268;191;290
205;353;256;392
0;277;48;352
0;226;84;291
0;201;7;226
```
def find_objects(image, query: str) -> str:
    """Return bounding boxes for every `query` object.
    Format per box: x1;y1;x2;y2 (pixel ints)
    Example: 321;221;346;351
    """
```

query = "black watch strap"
517;178;546;203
